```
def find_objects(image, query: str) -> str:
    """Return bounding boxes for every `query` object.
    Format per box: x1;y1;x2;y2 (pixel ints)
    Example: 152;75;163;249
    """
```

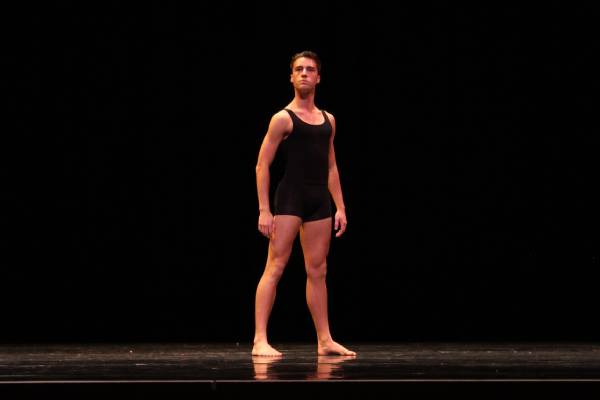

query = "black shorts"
273;180;332;222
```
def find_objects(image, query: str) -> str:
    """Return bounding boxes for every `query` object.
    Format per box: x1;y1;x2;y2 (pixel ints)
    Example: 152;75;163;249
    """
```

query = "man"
253;51;356;357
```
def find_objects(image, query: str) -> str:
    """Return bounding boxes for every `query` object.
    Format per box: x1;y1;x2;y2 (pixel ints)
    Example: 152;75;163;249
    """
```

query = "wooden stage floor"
1;342;599;398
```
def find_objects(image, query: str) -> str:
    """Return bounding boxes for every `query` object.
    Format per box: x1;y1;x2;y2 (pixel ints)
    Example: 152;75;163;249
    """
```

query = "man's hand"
258;210;275;239
334;209;347;238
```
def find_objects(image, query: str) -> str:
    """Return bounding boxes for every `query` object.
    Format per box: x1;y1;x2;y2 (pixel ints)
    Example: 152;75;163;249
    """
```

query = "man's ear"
290;74;294;83
317;75;321;84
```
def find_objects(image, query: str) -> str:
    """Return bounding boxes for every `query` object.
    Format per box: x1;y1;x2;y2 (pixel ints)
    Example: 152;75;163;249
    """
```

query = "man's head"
290;50;321;74
290;50;321;95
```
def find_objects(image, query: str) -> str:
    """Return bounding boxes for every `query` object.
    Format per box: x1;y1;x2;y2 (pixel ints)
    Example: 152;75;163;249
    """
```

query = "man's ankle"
318;335;333;345
253;337;268;345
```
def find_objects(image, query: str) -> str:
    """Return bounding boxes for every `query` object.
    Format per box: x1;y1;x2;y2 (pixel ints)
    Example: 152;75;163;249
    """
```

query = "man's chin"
297;87;314;96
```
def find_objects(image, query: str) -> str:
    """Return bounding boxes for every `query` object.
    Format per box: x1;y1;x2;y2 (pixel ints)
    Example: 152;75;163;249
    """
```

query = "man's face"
290;57;320;92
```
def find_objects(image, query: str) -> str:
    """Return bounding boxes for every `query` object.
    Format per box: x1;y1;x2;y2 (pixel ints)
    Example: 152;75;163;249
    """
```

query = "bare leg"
253;215;302;356
300;218;357;356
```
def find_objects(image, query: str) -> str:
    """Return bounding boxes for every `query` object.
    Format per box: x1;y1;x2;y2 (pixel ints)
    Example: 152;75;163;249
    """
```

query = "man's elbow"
256;163;269;174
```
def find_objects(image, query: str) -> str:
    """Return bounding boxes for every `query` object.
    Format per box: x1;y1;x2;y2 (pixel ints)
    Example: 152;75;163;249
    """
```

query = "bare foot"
252;342;283;357
318;340;357;356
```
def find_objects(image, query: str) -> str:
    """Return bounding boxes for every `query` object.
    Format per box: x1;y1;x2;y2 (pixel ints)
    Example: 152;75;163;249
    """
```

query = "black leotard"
273;109;332;222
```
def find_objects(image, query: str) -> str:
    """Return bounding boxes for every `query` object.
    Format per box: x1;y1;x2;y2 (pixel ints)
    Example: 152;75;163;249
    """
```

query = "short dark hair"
290;50;321;73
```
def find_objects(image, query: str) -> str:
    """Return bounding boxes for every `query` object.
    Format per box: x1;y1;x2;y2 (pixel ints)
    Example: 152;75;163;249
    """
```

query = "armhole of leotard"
282;109;294;140
321;110;331;126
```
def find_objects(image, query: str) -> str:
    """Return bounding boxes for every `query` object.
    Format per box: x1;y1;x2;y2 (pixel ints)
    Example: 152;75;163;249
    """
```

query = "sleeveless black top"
280;109;332;185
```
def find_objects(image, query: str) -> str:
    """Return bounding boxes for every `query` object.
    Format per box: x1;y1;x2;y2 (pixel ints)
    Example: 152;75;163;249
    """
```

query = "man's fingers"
259;225;268;238
335;223;347;237
259;217;275;239
259;222;274;239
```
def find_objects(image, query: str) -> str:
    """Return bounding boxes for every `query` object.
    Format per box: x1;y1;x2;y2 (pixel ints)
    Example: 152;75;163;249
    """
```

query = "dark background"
5;2;598;343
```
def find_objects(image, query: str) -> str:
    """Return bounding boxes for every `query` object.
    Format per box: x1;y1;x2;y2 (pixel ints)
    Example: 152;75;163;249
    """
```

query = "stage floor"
1;342;600;382
3;342;600;398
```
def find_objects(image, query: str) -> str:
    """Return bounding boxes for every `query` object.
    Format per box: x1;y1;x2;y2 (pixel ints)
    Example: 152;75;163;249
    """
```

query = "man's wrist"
259;208;271;213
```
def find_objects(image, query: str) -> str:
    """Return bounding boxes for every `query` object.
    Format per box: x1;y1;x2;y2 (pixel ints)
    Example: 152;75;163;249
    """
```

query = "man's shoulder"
322;110;335;125
272;109;292;120
268;109;293;134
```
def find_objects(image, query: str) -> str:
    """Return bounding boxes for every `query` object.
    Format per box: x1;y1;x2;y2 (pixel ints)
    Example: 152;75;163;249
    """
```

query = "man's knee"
265;259;287;280
306;262;327;279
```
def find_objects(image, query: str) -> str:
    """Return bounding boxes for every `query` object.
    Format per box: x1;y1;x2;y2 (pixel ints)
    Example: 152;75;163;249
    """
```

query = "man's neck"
290;91;316;112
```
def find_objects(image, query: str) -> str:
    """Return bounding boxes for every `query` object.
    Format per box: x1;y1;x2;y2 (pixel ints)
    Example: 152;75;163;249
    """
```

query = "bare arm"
255;111;291;237
326;112;347;237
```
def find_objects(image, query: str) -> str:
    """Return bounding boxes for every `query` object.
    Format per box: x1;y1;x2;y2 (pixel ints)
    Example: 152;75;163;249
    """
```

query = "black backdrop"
5;2;598;342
